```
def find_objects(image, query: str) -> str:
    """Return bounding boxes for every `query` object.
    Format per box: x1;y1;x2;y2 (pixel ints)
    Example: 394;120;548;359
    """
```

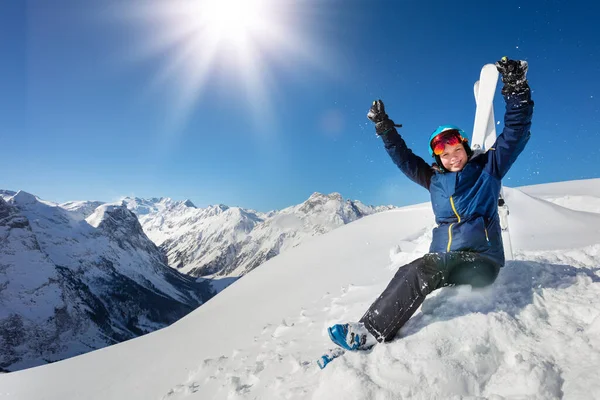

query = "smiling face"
439;143;468;172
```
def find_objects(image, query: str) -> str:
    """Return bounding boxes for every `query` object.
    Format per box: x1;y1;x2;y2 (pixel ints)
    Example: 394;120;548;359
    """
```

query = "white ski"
471;64;499;151
473;64;514;261
473;81;498;152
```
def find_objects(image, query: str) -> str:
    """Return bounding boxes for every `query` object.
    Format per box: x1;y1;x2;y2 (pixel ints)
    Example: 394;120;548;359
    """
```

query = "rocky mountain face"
124;192;395;278
0;192;214;372
0;190;16;200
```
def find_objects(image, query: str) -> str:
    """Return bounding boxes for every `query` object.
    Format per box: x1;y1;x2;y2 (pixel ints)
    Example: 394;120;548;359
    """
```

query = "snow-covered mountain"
0;189;392;372
0;192;214;372
124;192;395;278
2;179;599;399
59;200;105;220
0;189;16;200
123;196;197;216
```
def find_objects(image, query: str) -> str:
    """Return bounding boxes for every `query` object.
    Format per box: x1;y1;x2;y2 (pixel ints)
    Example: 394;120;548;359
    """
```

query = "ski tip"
316;347;346;370
482;63;499;72
317;357;327;369
317;354;335;370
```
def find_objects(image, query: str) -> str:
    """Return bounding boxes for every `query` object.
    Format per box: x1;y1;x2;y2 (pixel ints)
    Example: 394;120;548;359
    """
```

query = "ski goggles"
430;130;468;156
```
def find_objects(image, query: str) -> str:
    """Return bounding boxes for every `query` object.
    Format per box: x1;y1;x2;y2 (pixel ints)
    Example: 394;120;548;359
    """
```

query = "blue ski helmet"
428;124;468;157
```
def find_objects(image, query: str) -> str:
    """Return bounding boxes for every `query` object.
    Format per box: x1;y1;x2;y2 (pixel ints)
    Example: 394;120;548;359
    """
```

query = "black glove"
367;100;400;135
495;56;529;95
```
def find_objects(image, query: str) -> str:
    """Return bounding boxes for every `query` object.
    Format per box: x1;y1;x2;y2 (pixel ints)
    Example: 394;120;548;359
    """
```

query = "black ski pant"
360;252;501;342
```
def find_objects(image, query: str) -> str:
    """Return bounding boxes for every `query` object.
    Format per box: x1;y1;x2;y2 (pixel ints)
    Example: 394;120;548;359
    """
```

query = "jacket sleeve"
485;89;534;179
381;128;434;190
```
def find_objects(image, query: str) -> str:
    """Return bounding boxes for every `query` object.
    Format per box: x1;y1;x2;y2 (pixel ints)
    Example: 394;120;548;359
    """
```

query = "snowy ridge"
519;177;600;214
506;186;600;250
124;196;196;216
125;192;394;278
59;200;105;220
0;192;214;372
2;179;600;399
0;190;16;201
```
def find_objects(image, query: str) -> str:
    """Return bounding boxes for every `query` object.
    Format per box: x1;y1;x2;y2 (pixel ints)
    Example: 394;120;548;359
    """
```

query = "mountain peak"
307;192;343;203
299;192;344;213
86;203;136;229
182;199;196;208
10;190;38;205
206;204;229;213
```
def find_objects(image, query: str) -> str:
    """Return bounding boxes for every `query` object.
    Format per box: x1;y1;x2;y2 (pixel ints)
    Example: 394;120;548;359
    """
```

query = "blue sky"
1;0;599;212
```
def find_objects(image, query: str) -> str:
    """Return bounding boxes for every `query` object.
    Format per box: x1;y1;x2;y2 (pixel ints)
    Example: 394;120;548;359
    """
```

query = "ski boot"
327;322;377;351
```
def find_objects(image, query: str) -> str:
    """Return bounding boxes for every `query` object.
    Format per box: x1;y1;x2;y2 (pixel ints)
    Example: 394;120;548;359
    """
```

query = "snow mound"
505;186;600;250
519;178;600;214
519;178;600;198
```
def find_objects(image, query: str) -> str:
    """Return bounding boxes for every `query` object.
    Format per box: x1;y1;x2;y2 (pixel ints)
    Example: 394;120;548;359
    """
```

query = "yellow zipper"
447;196;461;252
447;223;454;252
485;228;489;242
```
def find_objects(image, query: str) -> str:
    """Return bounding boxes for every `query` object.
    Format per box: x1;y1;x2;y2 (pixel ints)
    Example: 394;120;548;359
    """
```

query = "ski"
473;64;514;260
471;64;498;151
473;81;498;151
316;347;345;369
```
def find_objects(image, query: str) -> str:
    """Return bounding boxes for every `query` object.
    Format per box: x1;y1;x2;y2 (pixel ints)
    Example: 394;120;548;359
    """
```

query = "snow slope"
1;180;600;399
519;177;600;214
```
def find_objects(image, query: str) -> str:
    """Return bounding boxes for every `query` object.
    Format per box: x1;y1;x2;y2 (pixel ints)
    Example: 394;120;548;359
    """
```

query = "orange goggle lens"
431;131;466;156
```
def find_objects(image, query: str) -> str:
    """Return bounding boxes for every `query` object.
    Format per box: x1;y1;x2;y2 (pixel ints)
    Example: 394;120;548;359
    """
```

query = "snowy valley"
0;190;391;372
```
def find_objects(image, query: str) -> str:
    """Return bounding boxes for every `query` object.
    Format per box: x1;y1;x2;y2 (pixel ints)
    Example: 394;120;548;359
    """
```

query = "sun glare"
118;0;331;130
196;0;268;42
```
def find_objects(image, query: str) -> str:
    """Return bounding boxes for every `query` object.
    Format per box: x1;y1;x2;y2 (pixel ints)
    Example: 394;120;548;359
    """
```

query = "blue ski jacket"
380;89;534;267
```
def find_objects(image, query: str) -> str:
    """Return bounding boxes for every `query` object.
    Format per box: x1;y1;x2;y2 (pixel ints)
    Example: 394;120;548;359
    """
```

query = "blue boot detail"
317;347;346;369
328;324;363;351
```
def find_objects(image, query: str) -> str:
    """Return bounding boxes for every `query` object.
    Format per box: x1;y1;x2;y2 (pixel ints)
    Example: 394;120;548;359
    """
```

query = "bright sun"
119;0;329;128
194;0;269;43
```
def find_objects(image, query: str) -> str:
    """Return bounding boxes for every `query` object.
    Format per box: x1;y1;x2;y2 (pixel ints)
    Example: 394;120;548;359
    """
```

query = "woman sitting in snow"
328;57;534;350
